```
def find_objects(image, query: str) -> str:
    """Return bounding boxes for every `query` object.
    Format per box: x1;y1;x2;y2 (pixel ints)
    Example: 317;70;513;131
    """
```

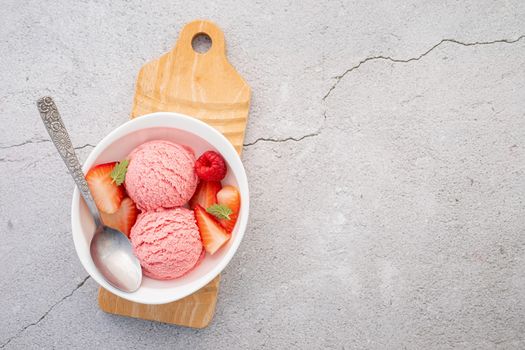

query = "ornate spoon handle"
36;96;102;227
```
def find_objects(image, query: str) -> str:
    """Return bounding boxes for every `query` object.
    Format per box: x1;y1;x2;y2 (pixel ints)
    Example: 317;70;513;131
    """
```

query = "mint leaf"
110;159;129;185
206;204;232;220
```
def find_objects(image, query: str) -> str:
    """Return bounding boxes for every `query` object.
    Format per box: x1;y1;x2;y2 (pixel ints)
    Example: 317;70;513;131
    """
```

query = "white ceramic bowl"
71;112;249;304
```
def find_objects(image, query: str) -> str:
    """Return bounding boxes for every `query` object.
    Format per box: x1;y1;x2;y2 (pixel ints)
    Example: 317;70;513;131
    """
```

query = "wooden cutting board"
98;20;250;328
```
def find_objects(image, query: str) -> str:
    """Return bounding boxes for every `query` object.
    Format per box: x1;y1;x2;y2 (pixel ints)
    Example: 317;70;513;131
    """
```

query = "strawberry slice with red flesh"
85;162;125;214
216;185;240;233
194;204;230;254
100;197;139;237
189;181;221;209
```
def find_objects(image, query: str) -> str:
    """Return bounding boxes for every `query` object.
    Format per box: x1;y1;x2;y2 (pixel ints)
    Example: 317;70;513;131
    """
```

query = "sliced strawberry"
194;205;230;254
216;185;240;233
100;197;139;237
85;162;125;214
189;181;221;209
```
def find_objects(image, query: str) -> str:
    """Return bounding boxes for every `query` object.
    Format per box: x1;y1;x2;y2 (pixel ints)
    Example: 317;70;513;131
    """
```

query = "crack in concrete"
0;139;50;149
0;139;95;152
244;112;328;147
74;143;95;150
243;132;320;147
0;158;22;163
322;35;525;100
0;276;90;349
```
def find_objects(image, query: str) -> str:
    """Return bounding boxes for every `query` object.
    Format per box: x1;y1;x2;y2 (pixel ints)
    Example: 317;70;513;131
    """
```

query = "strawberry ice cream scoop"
130;208;204;280
125;140;198;211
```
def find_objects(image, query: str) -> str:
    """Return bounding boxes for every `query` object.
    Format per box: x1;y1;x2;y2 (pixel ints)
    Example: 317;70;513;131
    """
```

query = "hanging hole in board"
192;33;212;54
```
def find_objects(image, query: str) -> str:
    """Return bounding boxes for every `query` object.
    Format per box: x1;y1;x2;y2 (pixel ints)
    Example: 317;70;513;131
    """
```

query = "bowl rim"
71;112;249;304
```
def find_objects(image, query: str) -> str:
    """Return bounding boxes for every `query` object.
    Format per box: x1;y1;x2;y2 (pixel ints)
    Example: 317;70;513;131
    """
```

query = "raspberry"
195;151;227;181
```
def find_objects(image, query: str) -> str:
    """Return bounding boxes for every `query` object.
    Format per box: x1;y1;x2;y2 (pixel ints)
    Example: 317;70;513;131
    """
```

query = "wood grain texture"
98;276;220;328
131;19;250;153
98;19;250;328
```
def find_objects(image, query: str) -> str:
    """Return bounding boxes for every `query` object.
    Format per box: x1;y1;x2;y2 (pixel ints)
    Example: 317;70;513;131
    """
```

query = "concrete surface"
1;0;524;349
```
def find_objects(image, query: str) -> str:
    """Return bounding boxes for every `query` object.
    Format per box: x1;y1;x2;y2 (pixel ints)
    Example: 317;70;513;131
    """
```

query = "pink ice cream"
130;207;204;280
125;140;198;211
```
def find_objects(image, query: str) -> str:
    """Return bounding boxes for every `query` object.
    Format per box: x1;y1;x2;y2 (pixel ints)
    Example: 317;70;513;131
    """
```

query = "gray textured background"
1;0;525;349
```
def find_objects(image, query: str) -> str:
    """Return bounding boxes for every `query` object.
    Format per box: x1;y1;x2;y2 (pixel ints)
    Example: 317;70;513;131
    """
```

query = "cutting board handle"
175;20;226;59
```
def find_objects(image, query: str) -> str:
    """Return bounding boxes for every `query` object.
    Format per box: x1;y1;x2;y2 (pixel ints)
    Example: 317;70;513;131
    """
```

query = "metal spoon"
37;96;142;292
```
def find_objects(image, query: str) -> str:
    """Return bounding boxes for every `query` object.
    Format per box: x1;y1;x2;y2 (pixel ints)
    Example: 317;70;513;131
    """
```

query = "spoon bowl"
90;226;142;292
